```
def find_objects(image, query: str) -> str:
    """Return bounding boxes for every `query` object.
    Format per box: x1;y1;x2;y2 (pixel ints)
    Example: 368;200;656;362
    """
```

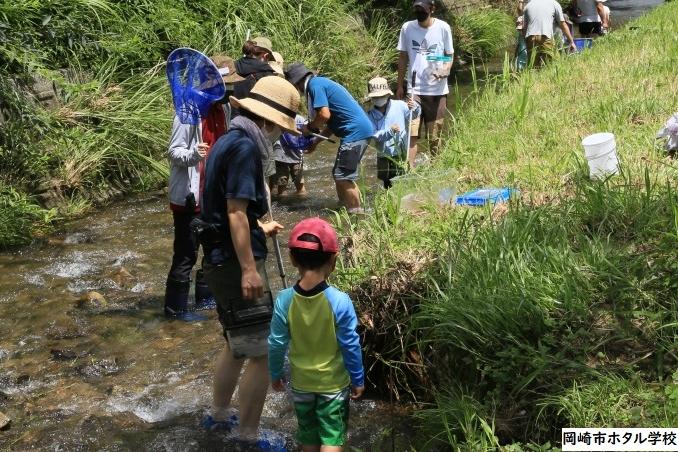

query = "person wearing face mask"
198;76;301;446
163;55;244;322
285;62;374;214
366;77;421;189
396;0;454;161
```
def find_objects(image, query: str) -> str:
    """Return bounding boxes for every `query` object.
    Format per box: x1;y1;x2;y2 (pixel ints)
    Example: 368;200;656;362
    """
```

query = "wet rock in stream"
0;410;10;430
76;358;122;379
49;349;78;361
76;291;108;309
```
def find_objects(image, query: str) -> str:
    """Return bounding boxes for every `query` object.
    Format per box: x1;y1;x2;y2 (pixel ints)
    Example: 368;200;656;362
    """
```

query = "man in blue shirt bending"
285;63;374;213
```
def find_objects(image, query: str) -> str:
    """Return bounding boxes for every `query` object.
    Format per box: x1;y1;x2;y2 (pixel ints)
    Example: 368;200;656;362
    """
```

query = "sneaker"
194;296;217;311
234;438;287;452
201;414;239;432
164;307;207;323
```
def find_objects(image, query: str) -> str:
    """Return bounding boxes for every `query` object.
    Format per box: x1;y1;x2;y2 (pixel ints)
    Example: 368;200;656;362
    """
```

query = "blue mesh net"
166;48;226;125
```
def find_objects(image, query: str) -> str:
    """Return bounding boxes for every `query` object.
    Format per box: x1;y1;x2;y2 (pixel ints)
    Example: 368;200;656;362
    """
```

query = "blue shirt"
200;129;268;264
367;99;421;158
307;76;374;143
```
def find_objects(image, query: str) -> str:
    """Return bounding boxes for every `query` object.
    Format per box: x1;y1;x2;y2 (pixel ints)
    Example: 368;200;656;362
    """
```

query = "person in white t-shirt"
573;0;609;36
396;0;453;162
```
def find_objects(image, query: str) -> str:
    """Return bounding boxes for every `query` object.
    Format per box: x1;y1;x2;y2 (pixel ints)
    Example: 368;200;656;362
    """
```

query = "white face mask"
371;96;389;108
263;123;282;143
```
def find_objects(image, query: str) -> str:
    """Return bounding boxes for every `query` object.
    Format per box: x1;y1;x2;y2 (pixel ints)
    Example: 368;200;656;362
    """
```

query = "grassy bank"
0;0;394;247
337;3;678;449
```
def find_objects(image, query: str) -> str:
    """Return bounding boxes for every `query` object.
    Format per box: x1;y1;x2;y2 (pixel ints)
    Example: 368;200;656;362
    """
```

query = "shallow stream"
0;3;664;448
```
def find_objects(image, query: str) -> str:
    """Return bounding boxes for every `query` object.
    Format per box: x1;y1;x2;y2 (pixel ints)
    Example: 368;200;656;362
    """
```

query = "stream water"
0;2;664;449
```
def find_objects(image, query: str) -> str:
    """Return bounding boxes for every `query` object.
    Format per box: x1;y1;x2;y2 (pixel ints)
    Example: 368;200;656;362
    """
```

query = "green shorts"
292;387;350;446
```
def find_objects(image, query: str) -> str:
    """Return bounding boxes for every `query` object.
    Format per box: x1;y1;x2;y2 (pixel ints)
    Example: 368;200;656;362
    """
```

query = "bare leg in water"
212;343;270;440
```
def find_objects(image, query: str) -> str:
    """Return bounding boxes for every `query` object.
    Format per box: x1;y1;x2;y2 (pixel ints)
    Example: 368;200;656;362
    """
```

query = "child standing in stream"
268;218;364;451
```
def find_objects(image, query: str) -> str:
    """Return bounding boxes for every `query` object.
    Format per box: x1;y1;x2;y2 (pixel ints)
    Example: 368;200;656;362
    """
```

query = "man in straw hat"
285;62;374;214
198;76;301;445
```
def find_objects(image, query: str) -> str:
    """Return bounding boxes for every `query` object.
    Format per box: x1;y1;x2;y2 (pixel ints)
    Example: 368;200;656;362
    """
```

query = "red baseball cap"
288;217;339;253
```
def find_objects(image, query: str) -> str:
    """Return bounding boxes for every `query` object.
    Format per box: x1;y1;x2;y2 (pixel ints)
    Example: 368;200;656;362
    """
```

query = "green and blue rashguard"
268;281;364;392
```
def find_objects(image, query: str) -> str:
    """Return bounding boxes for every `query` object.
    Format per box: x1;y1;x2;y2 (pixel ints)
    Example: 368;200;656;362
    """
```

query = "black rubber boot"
164;277;206;322
194;269;216;311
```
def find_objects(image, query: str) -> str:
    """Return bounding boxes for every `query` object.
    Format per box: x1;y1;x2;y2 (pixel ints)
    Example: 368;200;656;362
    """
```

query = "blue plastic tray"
573;38;593;52
456;188;515;206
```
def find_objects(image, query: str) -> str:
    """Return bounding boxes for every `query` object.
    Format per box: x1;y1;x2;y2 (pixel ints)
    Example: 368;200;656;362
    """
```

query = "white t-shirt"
397;18;454;96
523;0;565;39
577;0;605;23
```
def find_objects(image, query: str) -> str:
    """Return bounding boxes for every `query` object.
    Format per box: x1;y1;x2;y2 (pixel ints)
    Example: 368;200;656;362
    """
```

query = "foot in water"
201;414;239;432
164;307;207;322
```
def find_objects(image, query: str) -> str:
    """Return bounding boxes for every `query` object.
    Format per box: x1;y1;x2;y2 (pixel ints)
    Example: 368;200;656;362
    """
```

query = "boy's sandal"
200;414;239;432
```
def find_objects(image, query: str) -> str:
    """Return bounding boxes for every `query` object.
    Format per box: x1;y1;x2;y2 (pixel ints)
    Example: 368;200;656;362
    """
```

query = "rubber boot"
164;277;206;322
194;269;216;311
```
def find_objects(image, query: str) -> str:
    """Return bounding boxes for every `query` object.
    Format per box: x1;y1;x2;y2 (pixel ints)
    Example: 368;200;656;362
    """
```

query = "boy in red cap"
268;217;364;451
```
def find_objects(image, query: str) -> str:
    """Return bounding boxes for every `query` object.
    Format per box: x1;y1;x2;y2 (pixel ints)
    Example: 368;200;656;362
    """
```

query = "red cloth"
198;105;227;207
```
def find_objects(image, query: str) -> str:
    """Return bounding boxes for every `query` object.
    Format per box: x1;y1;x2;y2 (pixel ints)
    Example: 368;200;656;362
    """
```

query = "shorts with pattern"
292;387;350;446
332;139;368;181
271;161;304;188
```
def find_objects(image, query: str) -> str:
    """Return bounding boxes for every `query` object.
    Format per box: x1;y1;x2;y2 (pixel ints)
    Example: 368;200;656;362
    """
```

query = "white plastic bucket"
582;132;619;179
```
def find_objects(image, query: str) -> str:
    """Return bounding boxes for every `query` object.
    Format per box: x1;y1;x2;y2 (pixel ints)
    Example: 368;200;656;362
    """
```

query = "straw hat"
229;76;301;135
269;51;284;76
251;36;273;55
367;77;393;98
211;54;245;83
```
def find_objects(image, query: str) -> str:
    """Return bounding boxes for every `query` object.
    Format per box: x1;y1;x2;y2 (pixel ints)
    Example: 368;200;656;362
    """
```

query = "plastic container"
582;132;619;179
573;38;593;52
456;188;515;207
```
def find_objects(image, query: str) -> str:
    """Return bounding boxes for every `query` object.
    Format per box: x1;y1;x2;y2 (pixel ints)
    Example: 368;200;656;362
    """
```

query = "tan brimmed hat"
251;36;273;55
229;76;301;135
211;54;245;83
367;77;393;98
269;51;284;76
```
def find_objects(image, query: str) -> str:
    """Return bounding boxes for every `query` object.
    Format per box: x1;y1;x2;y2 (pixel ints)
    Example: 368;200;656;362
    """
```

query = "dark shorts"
410;94;447;138
332;139;369;181
203;258;272;358
271;161;304;188
578;22;603;36
377;156;405;182
292;388;350;446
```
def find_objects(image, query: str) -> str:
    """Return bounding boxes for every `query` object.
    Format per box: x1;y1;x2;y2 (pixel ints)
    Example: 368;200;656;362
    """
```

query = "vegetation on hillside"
336;3;678;449
0;0;395;247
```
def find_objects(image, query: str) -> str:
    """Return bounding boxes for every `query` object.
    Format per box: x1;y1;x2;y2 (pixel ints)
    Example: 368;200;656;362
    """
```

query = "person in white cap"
396;0;454;160
366;77;420;188
199;76;301;447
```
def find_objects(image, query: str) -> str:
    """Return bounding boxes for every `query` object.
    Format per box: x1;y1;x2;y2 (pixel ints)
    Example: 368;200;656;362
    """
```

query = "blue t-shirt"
307;76;374;143
200;129;268;264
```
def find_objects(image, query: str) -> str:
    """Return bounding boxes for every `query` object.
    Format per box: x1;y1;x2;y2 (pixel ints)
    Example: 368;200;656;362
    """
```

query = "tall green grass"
335;2;678;448
451;8;515;60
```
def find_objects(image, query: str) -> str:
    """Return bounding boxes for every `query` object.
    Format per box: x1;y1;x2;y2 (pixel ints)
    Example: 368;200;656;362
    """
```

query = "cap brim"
367;89;393;98
229;96;301;136
287;71;313;87
222;72;245;83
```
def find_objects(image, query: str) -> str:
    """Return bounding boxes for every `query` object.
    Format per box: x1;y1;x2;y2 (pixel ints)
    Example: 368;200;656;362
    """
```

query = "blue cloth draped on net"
166;47;226;125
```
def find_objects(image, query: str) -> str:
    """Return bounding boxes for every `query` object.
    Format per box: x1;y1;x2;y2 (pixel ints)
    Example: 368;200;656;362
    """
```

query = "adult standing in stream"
198;76;302;446
396;0;454;163
285;63;374;214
